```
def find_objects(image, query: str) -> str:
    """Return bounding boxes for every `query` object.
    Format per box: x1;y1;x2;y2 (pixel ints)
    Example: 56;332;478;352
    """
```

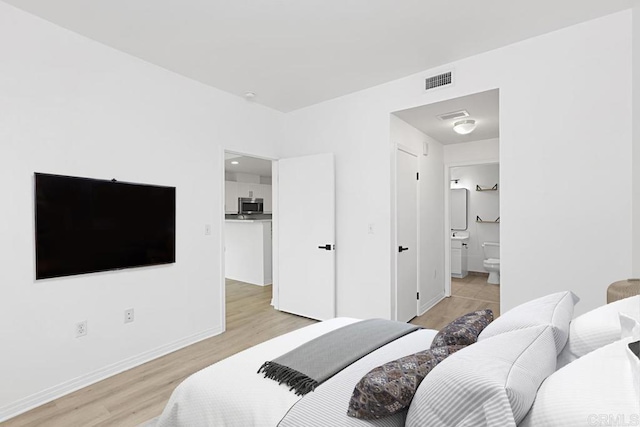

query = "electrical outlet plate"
76;320;87;338
124;308;134;323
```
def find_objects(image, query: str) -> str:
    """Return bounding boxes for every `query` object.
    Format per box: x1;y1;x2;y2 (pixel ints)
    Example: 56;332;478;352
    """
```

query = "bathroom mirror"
451;188;468;230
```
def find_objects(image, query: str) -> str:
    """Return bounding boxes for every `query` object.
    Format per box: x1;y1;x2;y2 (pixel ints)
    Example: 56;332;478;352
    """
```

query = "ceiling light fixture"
231;161;239;165
244;91;256;100
453;119;477;135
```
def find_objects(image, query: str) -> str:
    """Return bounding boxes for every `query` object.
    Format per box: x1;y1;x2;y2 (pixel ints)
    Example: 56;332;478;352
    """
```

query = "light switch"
205;224;211;235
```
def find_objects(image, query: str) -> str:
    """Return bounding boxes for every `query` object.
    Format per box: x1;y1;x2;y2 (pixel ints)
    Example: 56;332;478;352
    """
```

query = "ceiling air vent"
425;71;452;91
436;110;469;121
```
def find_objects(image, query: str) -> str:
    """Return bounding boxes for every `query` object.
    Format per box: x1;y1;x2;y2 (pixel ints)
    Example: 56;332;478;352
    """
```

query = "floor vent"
425;71;452;91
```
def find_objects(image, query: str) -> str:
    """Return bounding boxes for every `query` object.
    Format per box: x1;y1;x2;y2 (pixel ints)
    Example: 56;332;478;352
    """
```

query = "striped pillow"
406;325;557;427
520;338;639;427
478;291;578;354
557;295;640;368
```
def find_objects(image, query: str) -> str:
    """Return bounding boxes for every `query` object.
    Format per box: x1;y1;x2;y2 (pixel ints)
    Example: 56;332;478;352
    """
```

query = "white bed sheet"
156;318;437;427
156;318;361;427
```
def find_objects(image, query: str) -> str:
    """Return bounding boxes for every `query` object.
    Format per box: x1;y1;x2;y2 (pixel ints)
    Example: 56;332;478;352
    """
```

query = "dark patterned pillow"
430;309;493;349
347;345;464;419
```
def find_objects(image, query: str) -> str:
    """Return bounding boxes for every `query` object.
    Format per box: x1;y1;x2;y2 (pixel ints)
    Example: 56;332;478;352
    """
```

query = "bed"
156;292;640;427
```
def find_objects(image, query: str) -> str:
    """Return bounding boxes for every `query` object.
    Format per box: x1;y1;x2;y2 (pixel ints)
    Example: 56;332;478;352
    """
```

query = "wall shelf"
476;216;500;223
476;184;498;192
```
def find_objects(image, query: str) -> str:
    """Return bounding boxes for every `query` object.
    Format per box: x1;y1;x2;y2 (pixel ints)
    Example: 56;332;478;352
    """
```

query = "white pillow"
627;340;640;397
557;295;640;368
406;325;557;427
520;338;640;427
478;291;578;354
620;312;640;340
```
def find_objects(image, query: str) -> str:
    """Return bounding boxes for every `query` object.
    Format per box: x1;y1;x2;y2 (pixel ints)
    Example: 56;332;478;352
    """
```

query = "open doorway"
223;151;276;323
448;163;500;312
391;88;500;327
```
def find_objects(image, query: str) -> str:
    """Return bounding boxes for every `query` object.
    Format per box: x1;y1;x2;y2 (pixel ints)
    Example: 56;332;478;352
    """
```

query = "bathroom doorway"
448;163;500;313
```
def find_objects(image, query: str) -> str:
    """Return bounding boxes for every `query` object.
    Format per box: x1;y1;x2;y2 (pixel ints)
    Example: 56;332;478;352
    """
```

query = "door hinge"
416;172;419;180
417;292;420;300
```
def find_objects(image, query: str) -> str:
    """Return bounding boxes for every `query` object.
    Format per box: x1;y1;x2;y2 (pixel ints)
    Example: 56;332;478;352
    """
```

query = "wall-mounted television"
35;173;176;280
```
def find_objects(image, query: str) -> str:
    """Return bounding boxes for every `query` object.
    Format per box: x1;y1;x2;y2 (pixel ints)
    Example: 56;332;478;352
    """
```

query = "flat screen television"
35;173;176;279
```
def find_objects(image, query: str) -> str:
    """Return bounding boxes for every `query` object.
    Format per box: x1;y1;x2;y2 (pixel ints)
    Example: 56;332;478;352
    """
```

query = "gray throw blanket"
257;319;420;395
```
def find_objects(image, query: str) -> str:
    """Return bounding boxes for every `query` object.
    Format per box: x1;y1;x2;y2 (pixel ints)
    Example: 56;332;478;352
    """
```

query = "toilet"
482;242;500;285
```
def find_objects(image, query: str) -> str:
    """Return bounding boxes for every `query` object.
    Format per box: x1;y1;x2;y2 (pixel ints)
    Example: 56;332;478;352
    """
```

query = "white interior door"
397;148;418;322
278;153;335;320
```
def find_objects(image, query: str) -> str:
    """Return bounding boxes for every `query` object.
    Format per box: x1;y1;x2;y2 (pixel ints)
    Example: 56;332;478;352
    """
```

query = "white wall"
451;164;500;273
230;172;261;184
282;11;632;318
633;1;640;277
444;138;500;165
0;3;283;420
390;116;446;316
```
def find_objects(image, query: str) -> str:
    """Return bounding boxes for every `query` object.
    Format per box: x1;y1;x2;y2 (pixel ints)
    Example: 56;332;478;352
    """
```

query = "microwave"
238;197;264;214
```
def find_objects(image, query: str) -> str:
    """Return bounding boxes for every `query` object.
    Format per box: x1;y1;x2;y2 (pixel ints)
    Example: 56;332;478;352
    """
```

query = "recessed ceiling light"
231;161;239;165
453;119;477;135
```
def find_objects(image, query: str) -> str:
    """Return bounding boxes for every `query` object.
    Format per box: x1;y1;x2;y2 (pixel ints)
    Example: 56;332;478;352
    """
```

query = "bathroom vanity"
451;232;469;279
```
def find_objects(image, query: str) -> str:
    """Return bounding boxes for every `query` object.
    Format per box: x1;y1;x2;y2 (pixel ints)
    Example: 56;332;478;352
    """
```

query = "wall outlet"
76;320;87;338
124;308;134;323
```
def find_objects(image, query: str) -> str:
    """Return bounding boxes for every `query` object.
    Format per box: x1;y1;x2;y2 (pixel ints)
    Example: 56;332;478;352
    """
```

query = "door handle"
398;246;409;252
318;244;333;251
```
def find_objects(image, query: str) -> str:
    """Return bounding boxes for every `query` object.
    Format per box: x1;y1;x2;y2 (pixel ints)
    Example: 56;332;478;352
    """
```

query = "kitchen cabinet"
225;181;238;213
263;189;272;213
237;182;258;199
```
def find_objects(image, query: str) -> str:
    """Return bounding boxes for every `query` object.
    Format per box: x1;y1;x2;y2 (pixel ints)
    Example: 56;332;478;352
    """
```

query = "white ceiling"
225;154;272;177
2;0;631;112
394;89;499;145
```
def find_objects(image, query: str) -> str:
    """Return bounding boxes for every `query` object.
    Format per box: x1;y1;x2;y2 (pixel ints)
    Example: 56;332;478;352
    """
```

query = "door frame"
220;148;279;333
443;159;499;297
391;142;420;321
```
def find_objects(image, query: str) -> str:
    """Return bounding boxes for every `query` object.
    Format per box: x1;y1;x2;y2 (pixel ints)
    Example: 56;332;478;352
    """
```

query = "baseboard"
0;326;224;423
419;292;445;316
468;271;489;277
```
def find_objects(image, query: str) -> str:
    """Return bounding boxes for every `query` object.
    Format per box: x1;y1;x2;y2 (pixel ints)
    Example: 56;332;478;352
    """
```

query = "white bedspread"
156;318;361;427
156;318;437;427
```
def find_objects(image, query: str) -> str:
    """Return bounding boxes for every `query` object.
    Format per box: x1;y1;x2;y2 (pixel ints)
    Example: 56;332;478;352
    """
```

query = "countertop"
225;219;272;223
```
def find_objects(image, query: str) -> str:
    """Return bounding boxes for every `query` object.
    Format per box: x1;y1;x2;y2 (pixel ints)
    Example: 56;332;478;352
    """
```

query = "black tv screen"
35;173;176;279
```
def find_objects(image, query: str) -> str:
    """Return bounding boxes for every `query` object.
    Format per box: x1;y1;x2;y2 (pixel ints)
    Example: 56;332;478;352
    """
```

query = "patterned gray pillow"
347;345;464;419
430;309;493;348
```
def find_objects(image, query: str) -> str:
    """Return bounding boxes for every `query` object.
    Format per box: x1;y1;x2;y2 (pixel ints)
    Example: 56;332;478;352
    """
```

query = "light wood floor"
3;280;315;427
411;274;500;330
4;275;498;426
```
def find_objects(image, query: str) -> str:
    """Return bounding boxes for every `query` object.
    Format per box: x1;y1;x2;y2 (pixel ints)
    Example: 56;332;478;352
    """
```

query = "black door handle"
318;244;333;251
399;246;409;252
